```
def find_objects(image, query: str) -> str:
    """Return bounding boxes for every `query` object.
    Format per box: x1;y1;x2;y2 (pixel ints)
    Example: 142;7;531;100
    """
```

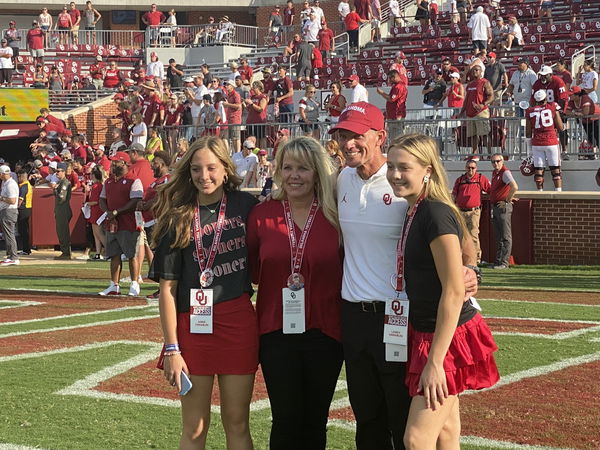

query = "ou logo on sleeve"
383;193;392;205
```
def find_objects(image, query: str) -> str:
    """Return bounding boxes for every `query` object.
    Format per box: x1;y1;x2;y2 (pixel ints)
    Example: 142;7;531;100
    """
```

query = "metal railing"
48;89;115;111
2;28;145;50
145;23;259;49
154;110;600;162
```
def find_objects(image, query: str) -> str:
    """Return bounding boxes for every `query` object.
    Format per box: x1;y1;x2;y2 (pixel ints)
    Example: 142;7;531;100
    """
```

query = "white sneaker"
0;259;20;266
76;255;90;260
99;283;120;296
128;281;140;296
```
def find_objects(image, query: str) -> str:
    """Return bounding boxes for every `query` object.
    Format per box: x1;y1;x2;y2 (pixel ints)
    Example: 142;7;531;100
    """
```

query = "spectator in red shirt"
311;47;323;78
283;0;295;28
142;3;166;47
441;57;460;83
103;61;122;89
390;51;409;86
355;0;372;20
459;65;493;157
452;160;491;263
89;55;104;90
125;143;155;190
55;6;73;46
377;69;408;122
317;22;335;59
94;145;111;171
345;6;367;52
555;59;573;88
276;65;295;123
26;21;45;66
163;93;183;153
238;58;254;82
440;71;465;109
68;2;81;45
141;81;164;127
71;135;89;164
223;79;242;152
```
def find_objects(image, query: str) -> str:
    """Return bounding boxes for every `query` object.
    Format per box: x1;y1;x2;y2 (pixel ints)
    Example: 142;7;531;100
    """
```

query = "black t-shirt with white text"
149;190;259;312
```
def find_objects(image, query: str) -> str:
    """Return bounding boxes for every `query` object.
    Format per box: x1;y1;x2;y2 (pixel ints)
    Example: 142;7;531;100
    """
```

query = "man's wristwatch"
112;210;118;217
465;264;482;285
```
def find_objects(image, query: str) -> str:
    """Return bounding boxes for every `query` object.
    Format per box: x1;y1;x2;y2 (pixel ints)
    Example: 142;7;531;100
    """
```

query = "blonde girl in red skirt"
150;136;259;449
386;133;499;449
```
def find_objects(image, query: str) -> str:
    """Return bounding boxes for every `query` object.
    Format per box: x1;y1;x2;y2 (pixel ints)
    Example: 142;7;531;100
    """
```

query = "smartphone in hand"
179;371;193;396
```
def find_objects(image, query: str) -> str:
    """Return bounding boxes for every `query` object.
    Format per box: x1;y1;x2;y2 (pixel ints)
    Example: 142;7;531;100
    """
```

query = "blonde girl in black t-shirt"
150;136;258;449
386;134;499;449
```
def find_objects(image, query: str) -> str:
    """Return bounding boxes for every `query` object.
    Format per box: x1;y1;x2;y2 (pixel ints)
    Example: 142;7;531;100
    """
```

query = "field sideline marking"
479;298;600;307
0;314;159;339
0;304;156;326
493;324;600;340
0;300;44;310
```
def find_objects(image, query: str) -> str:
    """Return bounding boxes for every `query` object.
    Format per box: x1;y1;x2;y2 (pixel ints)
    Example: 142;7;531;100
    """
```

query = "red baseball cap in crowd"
109;151;131;163
488;51;497;59
343;74;360;83
569;86;582;95
396;51;406;59
328;102;385;135
113;93;124;101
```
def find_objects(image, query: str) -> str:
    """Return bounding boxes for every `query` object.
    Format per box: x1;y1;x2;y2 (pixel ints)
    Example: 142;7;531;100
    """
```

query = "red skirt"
157;294;259;376
406;313;500;397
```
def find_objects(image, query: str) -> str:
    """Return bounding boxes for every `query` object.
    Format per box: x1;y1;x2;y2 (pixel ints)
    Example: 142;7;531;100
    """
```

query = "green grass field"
0;263;599;449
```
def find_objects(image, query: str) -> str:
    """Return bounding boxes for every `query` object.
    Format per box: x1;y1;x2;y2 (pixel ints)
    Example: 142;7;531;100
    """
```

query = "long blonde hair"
388;133;466;233
152;136;242;248
272;136;340;232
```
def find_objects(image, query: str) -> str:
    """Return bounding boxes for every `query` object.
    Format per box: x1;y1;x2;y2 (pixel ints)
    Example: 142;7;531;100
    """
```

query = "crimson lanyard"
394;196;425;292
282;198;319;277
192;194;228;280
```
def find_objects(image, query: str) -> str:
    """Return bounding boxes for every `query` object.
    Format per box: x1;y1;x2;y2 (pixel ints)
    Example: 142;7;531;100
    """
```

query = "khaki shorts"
466;109;491;137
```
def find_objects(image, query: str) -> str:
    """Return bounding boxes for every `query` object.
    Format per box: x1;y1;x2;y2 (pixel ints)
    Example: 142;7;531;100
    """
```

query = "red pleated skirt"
157;293;259;376
406;313;500;397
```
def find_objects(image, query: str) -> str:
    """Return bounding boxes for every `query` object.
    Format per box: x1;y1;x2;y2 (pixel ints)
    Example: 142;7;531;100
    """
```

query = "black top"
166;64;183;88
149;190;259;312
404;199;477;332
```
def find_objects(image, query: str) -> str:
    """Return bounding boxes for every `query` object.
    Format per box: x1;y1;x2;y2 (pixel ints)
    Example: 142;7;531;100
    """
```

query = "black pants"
260;328;343;450
583;120;599;148
342;301;411;450
17;208;31;253
347;29;359;48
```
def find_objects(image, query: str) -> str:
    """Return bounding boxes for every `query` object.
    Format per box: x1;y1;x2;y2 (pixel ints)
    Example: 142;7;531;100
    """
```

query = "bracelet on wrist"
165;343;180;352
164;351;181;357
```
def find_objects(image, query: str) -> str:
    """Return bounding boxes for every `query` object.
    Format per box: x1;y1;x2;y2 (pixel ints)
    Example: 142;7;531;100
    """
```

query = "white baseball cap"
538;65;552;76
0;165;10;174
534;90;547;102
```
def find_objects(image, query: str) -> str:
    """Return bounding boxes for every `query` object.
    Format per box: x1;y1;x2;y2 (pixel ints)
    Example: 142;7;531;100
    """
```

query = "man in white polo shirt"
330;102;478;449
0;164;20;265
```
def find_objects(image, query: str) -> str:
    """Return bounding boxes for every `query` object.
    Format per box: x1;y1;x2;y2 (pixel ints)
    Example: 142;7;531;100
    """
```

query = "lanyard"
192;193;228;279
282;198;319;276
394;196;425;292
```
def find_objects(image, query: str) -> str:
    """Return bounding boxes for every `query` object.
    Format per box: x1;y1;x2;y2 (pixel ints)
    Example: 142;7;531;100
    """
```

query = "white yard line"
0;314;159;339
493;324;600;340
0;300;44;310
462;350;600;395
0;304;156;326
479;298;600;308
